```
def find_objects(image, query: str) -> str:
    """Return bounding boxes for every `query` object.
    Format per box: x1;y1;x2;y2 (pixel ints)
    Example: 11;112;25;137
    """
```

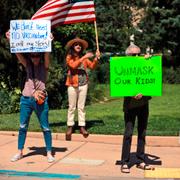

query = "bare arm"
44;52;50;70
6;30;27;67
44;33;54;69
15;53;27;67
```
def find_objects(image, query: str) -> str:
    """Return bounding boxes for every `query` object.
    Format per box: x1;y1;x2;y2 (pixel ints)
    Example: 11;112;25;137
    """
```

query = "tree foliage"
137;0;180;64
95;0;133;53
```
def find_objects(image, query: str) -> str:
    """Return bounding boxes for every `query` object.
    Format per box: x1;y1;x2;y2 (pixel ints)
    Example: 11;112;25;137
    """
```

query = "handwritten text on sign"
10;20;51;53
110;56;162;97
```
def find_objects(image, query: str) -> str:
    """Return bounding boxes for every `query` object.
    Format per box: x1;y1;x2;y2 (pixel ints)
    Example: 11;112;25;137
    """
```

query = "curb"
0;131;179;147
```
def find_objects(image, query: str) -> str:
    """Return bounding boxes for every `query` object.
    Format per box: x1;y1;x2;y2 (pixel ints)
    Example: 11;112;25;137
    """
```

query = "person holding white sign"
6;31;55;163
121;43;153;173
65;37;100;141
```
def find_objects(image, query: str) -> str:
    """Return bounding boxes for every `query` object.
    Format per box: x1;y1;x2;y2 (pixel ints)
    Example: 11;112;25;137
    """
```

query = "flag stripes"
32;0;96;28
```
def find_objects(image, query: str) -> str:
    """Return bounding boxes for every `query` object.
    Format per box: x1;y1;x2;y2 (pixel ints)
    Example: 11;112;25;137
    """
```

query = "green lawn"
0;84;180;136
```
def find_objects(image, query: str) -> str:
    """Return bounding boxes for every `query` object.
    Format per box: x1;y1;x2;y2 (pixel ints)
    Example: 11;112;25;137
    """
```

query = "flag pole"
94;20;99;51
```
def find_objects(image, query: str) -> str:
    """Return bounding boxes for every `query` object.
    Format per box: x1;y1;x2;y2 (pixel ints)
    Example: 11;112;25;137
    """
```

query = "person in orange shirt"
65;37;100;140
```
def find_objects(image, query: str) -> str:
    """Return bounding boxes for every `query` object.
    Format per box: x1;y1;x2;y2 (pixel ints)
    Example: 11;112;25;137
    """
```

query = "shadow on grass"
49;122;66;127
116;152;162;168
73;119;105;131
23;146;67;158
86;119;105;128
49;119;105;131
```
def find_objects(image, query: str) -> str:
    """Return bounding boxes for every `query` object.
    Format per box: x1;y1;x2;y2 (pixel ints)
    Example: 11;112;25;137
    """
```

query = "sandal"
47;155;55;163
121;164;130;173
136;162;154;170
11;154;23;162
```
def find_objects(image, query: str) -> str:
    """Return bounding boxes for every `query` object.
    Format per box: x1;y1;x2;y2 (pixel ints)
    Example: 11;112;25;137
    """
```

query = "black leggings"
121;103;149;164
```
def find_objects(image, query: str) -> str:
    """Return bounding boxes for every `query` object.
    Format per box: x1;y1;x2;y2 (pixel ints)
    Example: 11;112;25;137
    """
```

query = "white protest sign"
10;20;51;53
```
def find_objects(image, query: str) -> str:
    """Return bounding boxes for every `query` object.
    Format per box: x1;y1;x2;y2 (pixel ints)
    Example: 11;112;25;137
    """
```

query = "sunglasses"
73;43;82;47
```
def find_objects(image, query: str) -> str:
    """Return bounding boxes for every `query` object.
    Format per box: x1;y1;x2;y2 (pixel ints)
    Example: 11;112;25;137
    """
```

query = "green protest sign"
110;56;162;97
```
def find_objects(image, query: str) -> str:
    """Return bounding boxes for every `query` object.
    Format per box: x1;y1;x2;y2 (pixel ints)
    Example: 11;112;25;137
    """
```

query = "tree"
95;0;134;53
137;0;180;65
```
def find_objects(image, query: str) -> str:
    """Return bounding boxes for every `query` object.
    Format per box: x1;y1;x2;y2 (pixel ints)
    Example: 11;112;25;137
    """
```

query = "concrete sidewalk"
0;131;180;179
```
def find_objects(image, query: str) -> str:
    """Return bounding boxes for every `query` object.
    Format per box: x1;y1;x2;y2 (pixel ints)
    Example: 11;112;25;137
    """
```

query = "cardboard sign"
110;56;162;97
10;20;51;53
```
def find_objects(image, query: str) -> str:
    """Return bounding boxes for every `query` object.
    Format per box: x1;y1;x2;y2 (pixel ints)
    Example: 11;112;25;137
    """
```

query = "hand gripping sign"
110;56;162;97
10;20;51;53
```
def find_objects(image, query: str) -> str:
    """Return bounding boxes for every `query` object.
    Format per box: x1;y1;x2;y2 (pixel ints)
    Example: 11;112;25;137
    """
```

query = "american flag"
31;0;96;28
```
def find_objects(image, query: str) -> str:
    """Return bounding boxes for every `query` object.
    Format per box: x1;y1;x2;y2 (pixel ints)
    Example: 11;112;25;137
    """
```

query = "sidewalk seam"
42;141;88;172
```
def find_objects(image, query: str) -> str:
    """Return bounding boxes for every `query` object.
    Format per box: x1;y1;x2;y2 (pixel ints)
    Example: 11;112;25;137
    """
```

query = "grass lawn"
0;84;180;136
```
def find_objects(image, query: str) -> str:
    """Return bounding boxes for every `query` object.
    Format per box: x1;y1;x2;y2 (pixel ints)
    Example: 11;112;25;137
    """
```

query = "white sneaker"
11;154;23;162
47;155;55;163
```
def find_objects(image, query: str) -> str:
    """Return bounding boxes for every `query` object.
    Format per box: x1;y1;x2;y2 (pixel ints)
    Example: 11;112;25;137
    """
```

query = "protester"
6;31;55;163
120;42;153;173
65;37;100;140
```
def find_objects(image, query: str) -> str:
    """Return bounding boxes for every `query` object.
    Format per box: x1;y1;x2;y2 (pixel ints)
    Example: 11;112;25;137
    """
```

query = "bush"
46;63;68;109
0;83;21;114
88;84;107;103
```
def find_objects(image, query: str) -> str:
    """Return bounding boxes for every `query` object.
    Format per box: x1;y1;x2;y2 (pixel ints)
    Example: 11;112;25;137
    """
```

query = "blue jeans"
18;96;52;151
